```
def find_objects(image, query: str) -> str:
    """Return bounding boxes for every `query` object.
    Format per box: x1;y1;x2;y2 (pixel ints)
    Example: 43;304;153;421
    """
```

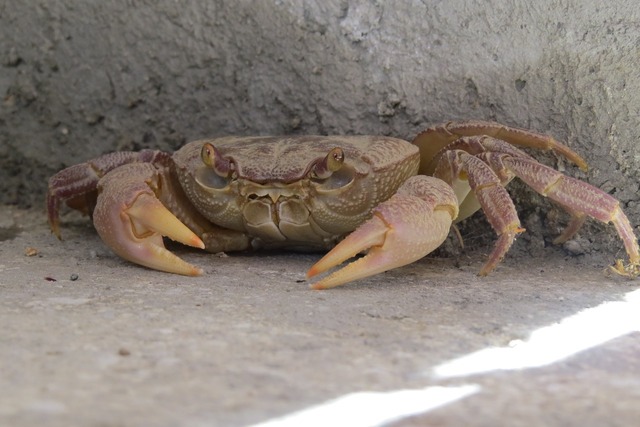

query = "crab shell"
172;136;420;250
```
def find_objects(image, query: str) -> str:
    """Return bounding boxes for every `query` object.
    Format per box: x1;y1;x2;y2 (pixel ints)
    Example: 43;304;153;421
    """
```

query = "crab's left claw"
93;164;205;276
307;176;459;289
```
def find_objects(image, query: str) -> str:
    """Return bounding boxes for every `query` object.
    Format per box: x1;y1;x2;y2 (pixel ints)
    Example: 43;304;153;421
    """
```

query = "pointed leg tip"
50;226;62;240
609;260;640;278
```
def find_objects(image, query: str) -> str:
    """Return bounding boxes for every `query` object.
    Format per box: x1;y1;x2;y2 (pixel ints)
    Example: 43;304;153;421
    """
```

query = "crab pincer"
307;176;459;289
93;163;205;276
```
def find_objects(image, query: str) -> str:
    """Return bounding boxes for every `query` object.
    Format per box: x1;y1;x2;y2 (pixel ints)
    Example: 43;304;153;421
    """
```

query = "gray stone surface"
2;1;640;232
2;1;640;426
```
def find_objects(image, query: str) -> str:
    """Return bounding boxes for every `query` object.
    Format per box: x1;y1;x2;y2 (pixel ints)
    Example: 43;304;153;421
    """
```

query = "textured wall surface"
2;1;639;247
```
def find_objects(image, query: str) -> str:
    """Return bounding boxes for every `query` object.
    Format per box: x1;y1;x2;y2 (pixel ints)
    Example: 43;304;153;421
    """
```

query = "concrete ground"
1;205;639;426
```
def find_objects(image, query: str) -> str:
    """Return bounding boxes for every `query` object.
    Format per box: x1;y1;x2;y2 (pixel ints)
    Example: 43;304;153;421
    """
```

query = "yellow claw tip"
191;267;205;277
309;279;338;291
192;236;206;250
306;267;320;279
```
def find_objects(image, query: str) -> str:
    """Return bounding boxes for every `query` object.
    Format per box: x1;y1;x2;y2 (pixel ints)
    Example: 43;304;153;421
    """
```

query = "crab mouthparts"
241;181;305;204
239;181;331;247
248;189;289;204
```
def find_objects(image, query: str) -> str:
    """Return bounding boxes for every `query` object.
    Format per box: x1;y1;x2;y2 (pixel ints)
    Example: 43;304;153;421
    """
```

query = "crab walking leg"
414;121;588;175
307;176;459;289
445;136;595;247
502;157;640;276
47;150;169;238
435;150;526;276
93;163;205;276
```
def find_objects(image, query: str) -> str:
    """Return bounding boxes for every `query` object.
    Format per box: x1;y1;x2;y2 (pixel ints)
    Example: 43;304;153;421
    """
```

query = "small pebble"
563;239;585;255
70;273;79;281
24;247;39;257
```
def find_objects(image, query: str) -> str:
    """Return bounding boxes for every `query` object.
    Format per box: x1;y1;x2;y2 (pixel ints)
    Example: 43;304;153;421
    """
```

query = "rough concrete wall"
2;1;639;249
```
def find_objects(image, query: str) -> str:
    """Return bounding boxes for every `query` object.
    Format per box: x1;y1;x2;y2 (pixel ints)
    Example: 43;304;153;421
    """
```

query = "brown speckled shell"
172;135;417;183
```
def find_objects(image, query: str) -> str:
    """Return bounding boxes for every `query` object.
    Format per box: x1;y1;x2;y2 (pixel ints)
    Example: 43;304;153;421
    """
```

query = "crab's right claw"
94;166;205;276
307;176;459;289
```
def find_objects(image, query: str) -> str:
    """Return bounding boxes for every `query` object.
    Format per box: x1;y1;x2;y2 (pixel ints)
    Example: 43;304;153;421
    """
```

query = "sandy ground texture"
1;204;640;427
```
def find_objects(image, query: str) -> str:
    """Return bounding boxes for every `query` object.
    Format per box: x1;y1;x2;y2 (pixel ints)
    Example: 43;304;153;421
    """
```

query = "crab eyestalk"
312;147;345;179
201;143;232;176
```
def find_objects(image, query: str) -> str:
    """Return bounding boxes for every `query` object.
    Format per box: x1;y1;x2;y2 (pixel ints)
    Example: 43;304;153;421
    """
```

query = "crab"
47;121;640;289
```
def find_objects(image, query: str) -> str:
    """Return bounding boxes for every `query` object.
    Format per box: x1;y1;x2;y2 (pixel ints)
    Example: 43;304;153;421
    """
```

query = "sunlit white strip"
434;289;640;378
248;385;479;427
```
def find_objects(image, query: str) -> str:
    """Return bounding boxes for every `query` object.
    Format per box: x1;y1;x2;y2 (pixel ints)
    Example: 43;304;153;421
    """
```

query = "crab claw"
93;165;205;276
307;215;389;289
308;176;458;289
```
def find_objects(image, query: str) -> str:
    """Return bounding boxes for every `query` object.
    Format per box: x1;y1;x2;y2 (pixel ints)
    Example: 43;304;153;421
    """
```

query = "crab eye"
197;143;232;189
311;147;354;190
200;143;214;166
312;147;345;179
